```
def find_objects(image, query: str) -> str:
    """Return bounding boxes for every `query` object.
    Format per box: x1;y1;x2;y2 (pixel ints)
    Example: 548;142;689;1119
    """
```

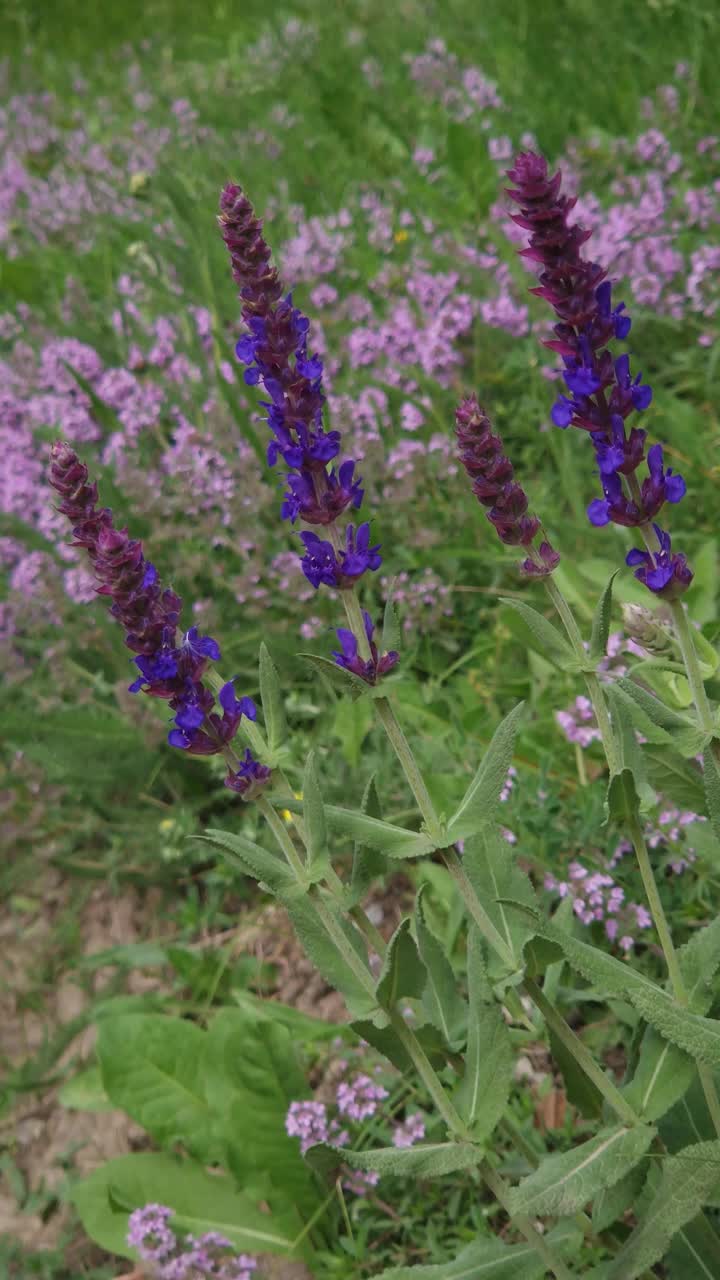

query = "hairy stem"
481;1161;576;1280
669;597;715;731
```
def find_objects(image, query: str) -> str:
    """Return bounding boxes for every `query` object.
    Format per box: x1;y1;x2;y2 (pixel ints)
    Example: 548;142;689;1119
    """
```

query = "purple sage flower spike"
218;184;381;591
332;611;399;684
506;150;691;596
48;443;263;775
455;395;559;576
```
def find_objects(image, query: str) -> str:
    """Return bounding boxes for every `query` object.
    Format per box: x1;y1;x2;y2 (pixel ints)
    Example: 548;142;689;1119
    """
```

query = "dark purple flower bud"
626;527;694;599
168;679;256;754
521;541;562;578
281;459;364;525
456;395;559;572
224;748;273;798
332;612;399;684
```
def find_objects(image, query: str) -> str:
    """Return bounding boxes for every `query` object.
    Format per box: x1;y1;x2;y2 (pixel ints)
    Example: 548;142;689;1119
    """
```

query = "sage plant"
49;159;720;1280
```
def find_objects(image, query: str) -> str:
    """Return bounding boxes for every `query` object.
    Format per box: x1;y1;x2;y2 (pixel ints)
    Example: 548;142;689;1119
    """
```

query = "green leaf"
72;1152;302;1260
607;1141;720;1279
381;595;402;656
199;828;297;893
590;572;618;663
623;1026;695;1121
548;1028;604;1120
540;919;666;1007
508;1123;655;1217
306;1140;483;1180
447;703;525;842
349;1020;449;1074
605;686;656;818
376;918;427;1008
644;747;706;813
667;1212;720;1278
372;1232;569;1279
679;915;720;1014
500;599;576;667
463;828;538;981
332;696;373;769
614;676;691;734
660;1074;719;1155
415;887;467;1046
592;1165;646;1233
324;805;435;859
259;643;287;752
97;1015;215;1160
630;986;720;1069
300;652;370;700
703;744;720;845
230;990;346;1042
348;775;388;906
58;1065;114;1113
302;752;328;878
279;890;376;1019
453;928;512;1140
203;1010;317;1212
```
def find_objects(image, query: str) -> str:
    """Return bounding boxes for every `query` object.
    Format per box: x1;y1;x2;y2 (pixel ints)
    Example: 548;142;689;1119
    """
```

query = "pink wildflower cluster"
545;861;652;953
126;1204;258;1279
612;804;706;875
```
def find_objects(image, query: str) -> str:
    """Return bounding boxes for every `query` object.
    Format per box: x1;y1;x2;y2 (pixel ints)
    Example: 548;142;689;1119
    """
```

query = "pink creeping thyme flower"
285;1099;330;1154
455;395;559;575
127;1206;258;1280
392;1113;426;1148
336;1072;388;1121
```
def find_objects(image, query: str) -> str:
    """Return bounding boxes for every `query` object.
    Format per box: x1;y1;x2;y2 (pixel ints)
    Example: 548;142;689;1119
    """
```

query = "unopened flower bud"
621;602;676;655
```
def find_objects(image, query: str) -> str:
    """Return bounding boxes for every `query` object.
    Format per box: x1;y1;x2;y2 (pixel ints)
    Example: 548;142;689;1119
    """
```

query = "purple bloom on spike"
626;526;694;599
332;612;399;684
300;531;341;589
224;748;273;798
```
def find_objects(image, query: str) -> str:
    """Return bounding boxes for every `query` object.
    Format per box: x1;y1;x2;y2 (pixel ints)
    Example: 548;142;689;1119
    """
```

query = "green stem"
374;696;445;844
389;1012;470;1137
625;806;686;1001
257;795;309;881
523;977;640;1126
442;847;516;968
669;598;715;731
481;1161;576;1280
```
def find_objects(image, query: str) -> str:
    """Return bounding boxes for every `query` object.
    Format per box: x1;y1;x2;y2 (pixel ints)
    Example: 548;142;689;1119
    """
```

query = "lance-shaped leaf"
258;642;287;752
324;805;435;859
447;703;525;842
589;571;618;663
667;1212;720;1278
613;677;708;757
415;887;467;1046
381;595;401;657
607;1140;720;1279
703;743;720;845
500;599;576;668
300;652;370;701
630;985;720;1069
540;918;667;1006
604;686;656;819
509;1123;655;1218
453;928;512;1140
644;746;706;813
623;1025;695;1122
302;752;328;878
278;892;376;1021
306;1139;483;1181
372;1225;581;1280
678;914;720;1014
376;918;427;1009
549;1028;604;1120
592;1164;646;1233
348;775;388;906
199;828;297;893
463;828;538;980
350;1019;449;1074
660;1074;718;1157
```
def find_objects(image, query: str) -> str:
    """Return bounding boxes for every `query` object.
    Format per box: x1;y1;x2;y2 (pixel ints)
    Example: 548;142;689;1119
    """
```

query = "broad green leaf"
259;643;287;752
324;804;435;859
630;986;720;1069
644;747;706;813
623;1026;695;1121
306;1139;483;1180
508;1123;655;1217
376;918;427;1008
415;887;467;1046
500;599;575;667
590;572;618;663
607;1141;720;1279
453;928;512;1141
72;1152;302;1260
348;774;389;906
98;1015;214;1160
373;1228;579;1279
230;989;347;1042
58;1065;113;1113
350;1019;449;1074
592;1164;646;1233
703;743;720;845
614;676;693;735
679;915;720;1013
548;1028;604;1120
204;1010;317;1212
280;891;376;1020
541;919;666;1006
608;681;673;746
447;703;525;842
463;828;538;981
302;752;328;877
199;828;297;893
667;1212;720;1278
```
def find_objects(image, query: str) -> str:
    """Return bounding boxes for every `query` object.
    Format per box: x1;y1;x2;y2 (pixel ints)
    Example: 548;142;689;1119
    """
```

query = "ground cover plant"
2;0;720;1276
